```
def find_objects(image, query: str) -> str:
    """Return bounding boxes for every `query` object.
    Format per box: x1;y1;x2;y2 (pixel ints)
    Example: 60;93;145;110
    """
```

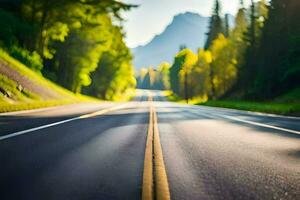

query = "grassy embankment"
166;89;300;116
0;49;100;113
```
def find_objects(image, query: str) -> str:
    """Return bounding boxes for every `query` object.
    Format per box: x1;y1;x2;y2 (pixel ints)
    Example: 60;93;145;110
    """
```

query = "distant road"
0;90;299;199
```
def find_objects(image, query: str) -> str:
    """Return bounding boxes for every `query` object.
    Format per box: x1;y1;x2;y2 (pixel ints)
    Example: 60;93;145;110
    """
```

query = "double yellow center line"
142;94;171;200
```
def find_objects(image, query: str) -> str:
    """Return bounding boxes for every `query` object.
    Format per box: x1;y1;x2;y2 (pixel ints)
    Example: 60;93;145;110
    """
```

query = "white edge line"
220;115;300;135
0;104;127;141
0;118;79;141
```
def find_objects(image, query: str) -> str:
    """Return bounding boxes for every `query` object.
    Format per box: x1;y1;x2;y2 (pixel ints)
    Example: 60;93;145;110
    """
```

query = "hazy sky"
122;0;253;48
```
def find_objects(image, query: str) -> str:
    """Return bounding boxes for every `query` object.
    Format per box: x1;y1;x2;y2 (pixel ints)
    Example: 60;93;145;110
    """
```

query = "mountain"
132;12;209;71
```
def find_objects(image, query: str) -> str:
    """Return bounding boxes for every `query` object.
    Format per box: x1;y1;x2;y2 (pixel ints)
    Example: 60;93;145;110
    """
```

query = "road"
0;90;299;200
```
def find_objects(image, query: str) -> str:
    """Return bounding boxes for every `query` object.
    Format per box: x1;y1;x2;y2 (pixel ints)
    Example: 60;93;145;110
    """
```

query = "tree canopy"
155;0;299;103
0;0;136;99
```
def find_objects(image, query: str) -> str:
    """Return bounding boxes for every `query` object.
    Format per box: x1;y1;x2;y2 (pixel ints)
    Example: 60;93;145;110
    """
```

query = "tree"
156;62;171;90
204;0;224;49
224;14;230;37
209;34;239;98
190;49;212;99
54;11;114;93
253;0;300;98
136;68;148;89
82;26;136;99
17;0;134;58
235;0;268;98
169;48;197;97
225;0;248;97
0;0;138;100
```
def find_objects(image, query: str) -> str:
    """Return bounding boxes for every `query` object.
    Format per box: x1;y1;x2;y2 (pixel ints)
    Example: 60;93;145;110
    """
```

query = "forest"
0;0;136;100
137;0;300;104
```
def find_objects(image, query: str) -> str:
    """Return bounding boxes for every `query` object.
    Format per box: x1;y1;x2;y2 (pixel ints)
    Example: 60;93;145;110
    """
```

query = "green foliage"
0;0;136;100
136;62;170;90
169;54;184;94
166;0;299;108
276;87;300;103
55;13;113;93
0;8;19;46
0;8;35;47
199;100;300;116
167;6;247;101
157;62;171;90
136;68;148;89
9;46;43;72
83;26;136;100
0;50;100;113
236;0;269;96
209;34;234;98
0;48;80;100
0;73;40;102
170;49;197;95
204;0;224;49
190;49;212;99
237;0;300;99
0;100;72;113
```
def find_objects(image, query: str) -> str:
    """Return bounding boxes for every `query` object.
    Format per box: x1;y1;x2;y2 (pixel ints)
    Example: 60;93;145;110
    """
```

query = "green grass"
199;100;300;116
0;73;42;101
275;87;300;103
0;94;102;113
166;90;300;116
166;91;181;102
0;100;75;113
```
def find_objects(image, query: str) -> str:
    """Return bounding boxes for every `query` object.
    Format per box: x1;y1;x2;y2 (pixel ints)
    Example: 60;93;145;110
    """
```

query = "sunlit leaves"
42;22;69;58
168;5;248;101
82;25;136;100
0;0;136;99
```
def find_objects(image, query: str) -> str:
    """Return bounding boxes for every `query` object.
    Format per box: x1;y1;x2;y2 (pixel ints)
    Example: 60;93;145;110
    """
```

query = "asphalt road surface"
0;90;299;200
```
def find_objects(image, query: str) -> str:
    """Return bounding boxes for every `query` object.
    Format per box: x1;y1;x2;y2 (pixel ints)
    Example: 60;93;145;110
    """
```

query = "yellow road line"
142;93;170;200
153;106;171;200
80;104;127;119
142;105;154;200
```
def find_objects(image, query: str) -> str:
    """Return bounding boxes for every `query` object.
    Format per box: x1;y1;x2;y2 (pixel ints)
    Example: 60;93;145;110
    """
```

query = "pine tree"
254;0;300;98
236;0;266;98
204;0;224;49
249;0;256;46
204;0;225;99
235;0;248;33
224;14;230;37
232;0;248;75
